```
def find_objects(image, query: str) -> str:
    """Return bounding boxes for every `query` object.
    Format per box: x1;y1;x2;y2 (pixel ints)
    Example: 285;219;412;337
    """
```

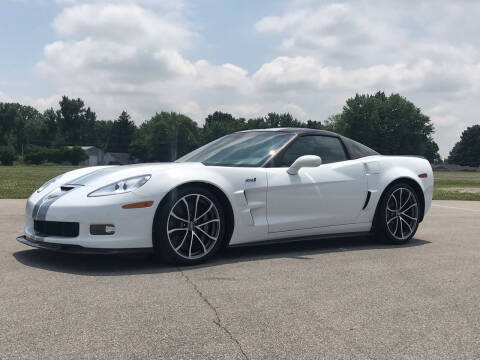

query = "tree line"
1;92;477;166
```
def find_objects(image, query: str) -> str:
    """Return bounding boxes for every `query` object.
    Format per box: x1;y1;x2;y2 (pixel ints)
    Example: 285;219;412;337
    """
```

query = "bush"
24;145;50;165
48;147;70;164
0;146;17;165
23;145;88;165
67;146;88;165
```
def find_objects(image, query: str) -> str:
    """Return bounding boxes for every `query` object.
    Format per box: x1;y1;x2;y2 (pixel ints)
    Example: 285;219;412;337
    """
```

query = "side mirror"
287;155;322;175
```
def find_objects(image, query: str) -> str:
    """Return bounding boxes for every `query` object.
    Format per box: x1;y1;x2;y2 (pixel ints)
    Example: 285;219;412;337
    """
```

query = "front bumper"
23;185;162;250
17;235;153;254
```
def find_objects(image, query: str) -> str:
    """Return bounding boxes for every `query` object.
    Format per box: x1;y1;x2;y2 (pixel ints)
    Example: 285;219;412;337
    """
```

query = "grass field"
0;165;82;199
1;166;480;200
433;171;480;201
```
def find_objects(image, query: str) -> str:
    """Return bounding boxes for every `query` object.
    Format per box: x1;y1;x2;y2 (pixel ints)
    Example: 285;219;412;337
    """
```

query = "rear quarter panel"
364;156;433;222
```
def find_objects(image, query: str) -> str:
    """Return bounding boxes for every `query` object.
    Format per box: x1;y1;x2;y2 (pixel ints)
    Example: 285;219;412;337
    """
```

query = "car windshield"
176;131;295;167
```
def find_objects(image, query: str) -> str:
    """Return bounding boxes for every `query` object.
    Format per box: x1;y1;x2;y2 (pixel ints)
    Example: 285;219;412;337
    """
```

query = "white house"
70;146;104;166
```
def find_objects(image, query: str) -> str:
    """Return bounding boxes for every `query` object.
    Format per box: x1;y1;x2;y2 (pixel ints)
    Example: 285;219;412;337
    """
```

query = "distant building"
104;152;133;165
67;146;104;166
68;146;134;166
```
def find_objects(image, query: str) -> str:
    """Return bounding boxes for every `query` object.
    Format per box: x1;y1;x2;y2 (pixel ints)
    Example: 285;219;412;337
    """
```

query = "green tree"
42;108;62;146
108;111;136;152
264;113;302;128
0;146;17;165
130;112;200;162
0;103;18;146
331;92;440;162
93;120;114;151
448;125;480;167
56;96;96;145
0;103;48;151
245;116;268;129
202;111;246;143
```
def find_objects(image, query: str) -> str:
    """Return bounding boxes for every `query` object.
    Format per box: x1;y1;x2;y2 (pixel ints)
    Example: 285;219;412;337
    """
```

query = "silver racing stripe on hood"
31;169;101;221
34;189;72;221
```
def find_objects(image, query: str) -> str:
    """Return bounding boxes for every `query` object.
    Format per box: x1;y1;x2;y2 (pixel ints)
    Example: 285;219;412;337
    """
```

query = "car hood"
59;162;205;188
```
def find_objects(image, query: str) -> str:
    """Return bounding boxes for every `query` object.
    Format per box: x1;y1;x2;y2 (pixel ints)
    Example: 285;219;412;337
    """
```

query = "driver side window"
276;135;347;167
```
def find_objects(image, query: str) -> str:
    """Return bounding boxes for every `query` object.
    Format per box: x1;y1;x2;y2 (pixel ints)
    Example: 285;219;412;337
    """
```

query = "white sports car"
18;128;433;265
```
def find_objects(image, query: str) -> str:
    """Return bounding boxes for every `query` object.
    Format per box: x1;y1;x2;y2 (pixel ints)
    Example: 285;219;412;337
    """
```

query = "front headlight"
87;175;151;197
37;176;59;193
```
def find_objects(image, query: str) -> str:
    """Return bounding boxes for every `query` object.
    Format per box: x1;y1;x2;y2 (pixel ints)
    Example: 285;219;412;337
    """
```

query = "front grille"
34;220;79;237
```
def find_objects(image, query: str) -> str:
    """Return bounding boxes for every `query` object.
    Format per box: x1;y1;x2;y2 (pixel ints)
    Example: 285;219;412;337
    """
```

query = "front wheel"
153;186;226;265
374;183;420;244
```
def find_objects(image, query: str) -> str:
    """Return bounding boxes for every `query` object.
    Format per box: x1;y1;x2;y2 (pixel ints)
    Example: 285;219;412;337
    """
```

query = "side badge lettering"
245;177;256;183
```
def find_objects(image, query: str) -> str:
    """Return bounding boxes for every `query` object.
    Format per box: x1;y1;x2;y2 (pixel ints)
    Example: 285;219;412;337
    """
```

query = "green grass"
1;166;479;200
433;171;480;201
433;189;480;201
434;171;480;188
0;165;82;199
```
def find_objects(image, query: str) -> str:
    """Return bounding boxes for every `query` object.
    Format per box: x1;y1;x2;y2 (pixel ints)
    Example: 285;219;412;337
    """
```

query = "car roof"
238;127;340;137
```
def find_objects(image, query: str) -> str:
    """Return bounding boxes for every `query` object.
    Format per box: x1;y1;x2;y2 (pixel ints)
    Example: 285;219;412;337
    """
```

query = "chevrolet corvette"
17;128;433;265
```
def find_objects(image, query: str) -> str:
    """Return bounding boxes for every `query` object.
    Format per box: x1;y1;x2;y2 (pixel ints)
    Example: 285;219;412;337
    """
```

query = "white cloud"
31;94;62;112
253;1;480;157
53;3;192;48
255;2;406;67
35;2;254;120
0;90;11;102
28;0;480;157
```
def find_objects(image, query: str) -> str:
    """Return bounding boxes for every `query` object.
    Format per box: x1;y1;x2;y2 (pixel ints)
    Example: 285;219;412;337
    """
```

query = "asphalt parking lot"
1;200;479;359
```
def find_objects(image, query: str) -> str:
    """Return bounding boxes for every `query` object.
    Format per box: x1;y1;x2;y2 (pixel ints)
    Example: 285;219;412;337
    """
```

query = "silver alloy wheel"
385;187;418;240
167;194;221;260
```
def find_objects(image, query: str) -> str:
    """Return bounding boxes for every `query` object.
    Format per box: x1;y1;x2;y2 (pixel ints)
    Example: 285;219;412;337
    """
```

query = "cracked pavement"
1;199;480;359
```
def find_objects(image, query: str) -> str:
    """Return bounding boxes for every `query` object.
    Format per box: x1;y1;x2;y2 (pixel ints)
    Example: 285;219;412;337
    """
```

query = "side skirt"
228;231;373;248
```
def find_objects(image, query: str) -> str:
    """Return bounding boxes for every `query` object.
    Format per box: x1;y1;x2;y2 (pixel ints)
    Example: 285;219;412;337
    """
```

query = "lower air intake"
34;220;79;237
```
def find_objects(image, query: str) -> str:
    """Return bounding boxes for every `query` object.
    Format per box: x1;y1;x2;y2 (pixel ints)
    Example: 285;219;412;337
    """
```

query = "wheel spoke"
400;216;413;234
195;203;213;221
188;231;194;258
387;216;398;225
168;227;188;234
391;191;399;211
402;213;417;221
399;188;403;209
196;218;220;227
399;192;411;211
193;231;207;253
393;216;399;236
194;195;199;222
174;230;189;251
400;217;404;238
170;211;188;223
182;198;191;221
195;225;218;240
401;203;417;213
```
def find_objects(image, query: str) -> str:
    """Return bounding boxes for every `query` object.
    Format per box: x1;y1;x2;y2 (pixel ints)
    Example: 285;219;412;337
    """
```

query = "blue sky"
1;0;480;157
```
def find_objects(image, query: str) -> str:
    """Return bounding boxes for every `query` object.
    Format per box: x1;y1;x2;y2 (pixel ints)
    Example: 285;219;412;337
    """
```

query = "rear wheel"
153;186;226;265
374;183;420;244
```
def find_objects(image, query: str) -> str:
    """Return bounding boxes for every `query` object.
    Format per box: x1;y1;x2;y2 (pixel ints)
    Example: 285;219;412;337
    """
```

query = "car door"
266;135;367;233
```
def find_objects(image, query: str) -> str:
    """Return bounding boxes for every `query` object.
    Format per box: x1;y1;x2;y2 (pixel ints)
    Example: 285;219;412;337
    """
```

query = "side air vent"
60;186;75;191
362;191;372;210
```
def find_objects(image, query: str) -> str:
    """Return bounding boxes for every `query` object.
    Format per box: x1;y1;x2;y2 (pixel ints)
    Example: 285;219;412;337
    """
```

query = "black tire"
153;186;226;265
374;182;420;244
